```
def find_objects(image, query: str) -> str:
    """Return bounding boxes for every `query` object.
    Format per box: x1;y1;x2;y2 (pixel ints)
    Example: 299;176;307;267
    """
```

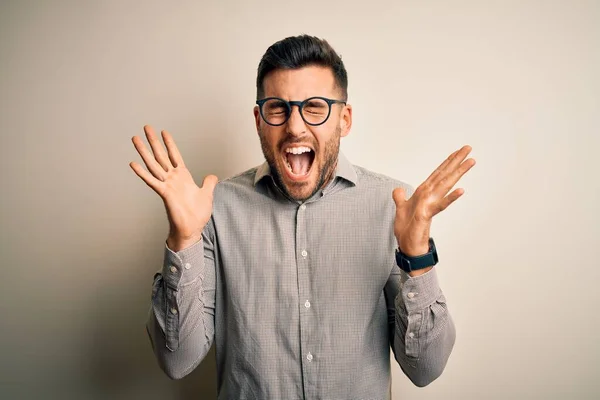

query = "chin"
276;164;318;201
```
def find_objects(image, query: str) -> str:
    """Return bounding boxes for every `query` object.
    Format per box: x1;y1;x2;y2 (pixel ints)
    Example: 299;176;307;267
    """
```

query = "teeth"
285;146;312;155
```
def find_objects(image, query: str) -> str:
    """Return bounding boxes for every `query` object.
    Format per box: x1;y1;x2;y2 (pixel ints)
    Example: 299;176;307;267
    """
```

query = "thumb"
392;187;406;206
201;174;219;194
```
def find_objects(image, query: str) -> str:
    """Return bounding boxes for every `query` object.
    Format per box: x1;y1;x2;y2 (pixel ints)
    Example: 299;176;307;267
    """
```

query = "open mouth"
283;146;315;179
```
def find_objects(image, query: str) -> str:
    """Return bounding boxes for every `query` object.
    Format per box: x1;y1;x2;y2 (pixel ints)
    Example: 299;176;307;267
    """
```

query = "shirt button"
170;266;178;273
300;204;306;210
408;332;415;338
301;250;308;258
307;352;313;362
407;292;415;299
304;300;311;308
184;263;191;270
170;308;178;315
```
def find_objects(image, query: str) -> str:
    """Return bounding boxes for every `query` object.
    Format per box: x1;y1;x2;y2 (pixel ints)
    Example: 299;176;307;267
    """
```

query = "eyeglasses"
256;96;347;126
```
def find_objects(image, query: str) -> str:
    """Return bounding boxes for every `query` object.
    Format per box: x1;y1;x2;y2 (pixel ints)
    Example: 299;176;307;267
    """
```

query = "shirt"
146;152;456;399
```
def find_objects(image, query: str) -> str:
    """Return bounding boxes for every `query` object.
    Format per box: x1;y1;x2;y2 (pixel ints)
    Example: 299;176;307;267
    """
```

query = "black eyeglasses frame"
256;96;347;127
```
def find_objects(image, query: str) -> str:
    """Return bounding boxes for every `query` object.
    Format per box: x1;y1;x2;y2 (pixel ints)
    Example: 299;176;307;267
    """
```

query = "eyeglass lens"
262;98;330;125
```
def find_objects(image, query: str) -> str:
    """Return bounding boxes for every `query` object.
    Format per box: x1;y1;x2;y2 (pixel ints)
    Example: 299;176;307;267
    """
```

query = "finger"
392;187;406;206
436;157;476;195
162;130;185;168
144;125;173;171
432;145;473;185
132;135;167;180
425;149;460;183
445;144;472;172
435;187;465;215
201;174;219;195
425;145;469;184
130;161;164;194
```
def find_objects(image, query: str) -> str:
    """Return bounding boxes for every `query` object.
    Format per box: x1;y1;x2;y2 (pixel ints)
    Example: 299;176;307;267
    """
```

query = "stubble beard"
258;125;341;202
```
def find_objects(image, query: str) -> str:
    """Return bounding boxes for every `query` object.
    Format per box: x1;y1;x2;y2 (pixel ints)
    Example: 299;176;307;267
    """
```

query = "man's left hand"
392;145;476;276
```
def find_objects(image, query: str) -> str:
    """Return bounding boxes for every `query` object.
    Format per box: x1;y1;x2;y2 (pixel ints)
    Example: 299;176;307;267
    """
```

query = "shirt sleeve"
146;219;217;379
384;265;456;387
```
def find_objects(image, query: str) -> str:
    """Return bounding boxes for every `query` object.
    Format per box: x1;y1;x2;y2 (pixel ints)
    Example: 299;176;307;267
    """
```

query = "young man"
130;35;475;399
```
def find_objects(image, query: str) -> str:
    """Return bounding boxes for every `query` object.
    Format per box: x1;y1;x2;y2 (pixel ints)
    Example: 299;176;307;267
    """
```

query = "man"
130;35;475;399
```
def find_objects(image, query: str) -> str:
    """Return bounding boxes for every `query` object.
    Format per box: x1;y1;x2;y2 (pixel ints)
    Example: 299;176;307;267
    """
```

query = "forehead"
262;66;338;99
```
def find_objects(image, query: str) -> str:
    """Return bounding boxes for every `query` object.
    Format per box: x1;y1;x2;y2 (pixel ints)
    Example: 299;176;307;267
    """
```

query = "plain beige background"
1;0;599;399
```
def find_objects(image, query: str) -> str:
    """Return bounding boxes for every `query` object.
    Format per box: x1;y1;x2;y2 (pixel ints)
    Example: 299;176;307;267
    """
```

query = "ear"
339;104;352;138
253;105;261;133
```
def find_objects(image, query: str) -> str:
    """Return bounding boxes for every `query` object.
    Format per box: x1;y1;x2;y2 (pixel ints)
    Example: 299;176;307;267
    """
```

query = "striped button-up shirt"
147;152;456;399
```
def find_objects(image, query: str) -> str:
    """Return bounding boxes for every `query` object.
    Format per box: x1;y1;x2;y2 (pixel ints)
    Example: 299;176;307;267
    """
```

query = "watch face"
395;250;413;272
401;259;412;272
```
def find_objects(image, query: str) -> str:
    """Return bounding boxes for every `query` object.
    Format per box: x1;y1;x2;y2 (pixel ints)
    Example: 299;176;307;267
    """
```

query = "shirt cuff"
161;239;205;290
397;267;442;314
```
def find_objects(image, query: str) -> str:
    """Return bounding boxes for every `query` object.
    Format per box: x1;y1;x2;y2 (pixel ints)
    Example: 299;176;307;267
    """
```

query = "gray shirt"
146;152;456;399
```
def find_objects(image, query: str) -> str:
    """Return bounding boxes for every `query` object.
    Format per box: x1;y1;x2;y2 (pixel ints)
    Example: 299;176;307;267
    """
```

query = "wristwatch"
395;238;439;272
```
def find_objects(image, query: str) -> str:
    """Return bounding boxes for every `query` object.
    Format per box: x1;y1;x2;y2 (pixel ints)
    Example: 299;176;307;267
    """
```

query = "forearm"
146;239;216;379
392;268;456;387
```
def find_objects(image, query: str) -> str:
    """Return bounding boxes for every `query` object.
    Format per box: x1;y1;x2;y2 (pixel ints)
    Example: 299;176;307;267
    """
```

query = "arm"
129;126;219;380
389;145;475;385
385;266;455;387
146;219;217;379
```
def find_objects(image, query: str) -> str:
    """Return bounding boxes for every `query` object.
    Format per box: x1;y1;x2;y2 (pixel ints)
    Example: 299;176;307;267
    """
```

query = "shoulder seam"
218;167;258;184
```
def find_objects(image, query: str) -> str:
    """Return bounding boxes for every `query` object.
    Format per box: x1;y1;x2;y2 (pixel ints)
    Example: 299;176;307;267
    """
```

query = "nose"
286;104;306;136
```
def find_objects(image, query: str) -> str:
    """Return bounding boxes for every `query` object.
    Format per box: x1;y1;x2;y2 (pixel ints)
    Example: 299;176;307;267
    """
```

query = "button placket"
405;312;422;357
296;200;314;390
165;287;179;350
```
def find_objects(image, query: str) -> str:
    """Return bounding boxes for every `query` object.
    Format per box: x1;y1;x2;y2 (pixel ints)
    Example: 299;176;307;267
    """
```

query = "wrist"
407;266;433;278
166;234;202;252
396;230;430;257
397;243;429;257
395;237;439;274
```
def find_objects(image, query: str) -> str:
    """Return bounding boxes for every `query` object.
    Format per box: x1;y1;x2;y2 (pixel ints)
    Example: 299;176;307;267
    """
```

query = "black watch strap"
395;238;439;272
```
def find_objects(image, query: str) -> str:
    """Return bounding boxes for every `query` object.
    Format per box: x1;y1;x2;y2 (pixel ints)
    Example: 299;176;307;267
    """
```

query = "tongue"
287;153;311;175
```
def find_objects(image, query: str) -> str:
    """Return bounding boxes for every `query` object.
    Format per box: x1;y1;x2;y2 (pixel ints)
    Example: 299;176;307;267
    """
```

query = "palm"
130;125;218;243
160;166;215;240
394;195;427;246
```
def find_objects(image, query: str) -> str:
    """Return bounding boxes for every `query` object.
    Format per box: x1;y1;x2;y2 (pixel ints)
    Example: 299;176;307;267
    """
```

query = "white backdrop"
1;1;599;399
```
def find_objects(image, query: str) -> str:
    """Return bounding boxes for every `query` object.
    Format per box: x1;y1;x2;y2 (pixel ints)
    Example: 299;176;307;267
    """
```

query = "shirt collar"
253;151;358;187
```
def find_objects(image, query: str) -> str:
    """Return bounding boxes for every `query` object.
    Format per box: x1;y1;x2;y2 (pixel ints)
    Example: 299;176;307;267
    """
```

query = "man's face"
254;66;352;201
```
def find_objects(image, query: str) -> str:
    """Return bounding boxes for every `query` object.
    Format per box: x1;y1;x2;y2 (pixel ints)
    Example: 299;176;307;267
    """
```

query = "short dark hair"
256;35;348;101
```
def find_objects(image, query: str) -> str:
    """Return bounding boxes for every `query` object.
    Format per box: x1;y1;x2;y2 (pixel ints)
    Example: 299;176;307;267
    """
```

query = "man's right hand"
129;125;218;252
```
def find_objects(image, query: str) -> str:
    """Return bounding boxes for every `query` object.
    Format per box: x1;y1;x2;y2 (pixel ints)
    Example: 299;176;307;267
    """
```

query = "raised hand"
392;145;476;274
129;125;218;251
